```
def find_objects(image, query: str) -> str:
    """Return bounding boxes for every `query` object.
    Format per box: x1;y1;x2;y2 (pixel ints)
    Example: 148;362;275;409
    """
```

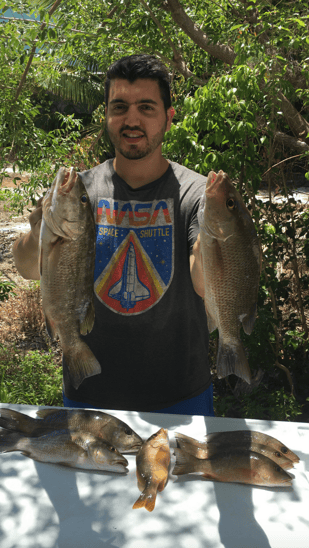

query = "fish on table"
173;447;293;488
0;408;143;454
175;432;296;470
133;428;170;512
203;430;300;464
40;166;101;390
0;429;128;473
198;170;261;383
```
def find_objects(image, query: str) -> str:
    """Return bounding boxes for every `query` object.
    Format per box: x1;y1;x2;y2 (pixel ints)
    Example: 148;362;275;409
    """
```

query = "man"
13;54;214;416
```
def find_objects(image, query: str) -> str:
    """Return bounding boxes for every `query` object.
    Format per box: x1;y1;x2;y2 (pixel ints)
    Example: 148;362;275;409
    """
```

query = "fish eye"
281;447;288;454
275;451;281;458
275;466;281;473
226;198;236;210
124;427;132;435
81;194;88;204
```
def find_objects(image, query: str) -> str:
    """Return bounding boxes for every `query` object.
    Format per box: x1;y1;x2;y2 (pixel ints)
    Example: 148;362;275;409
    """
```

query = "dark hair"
104;54;171;110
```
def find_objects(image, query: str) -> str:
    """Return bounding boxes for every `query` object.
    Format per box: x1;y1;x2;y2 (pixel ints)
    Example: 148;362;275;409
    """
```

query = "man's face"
105;78;172;160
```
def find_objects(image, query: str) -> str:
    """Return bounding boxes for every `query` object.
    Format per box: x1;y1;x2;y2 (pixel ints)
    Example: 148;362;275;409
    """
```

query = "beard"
106;122;167;160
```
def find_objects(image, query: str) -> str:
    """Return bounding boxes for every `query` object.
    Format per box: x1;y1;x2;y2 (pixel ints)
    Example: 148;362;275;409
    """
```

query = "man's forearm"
12;232;40;280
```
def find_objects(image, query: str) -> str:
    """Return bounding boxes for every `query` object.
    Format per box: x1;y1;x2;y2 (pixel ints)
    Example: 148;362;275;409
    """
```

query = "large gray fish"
198;170;261;383
0;429;128;473
175;432;295;470
173;447;293;487
39;167;101;389
0;408;143;454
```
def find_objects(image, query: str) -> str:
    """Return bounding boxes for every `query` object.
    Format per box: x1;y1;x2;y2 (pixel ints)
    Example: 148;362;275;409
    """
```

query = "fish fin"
206;311;217;333
0;408;38;435
241;303;257;335
63;340;101;389
175;432;200;448
36;409;68;422
216;340;251;384
0;430;23;453
157;477;168;492
173;448;200;475
79;299;95;336
132;489;157;512
44;314;56;340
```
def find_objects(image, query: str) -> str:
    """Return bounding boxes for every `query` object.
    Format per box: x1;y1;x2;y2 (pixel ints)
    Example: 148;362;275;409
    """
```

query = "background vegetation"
0;0;308;419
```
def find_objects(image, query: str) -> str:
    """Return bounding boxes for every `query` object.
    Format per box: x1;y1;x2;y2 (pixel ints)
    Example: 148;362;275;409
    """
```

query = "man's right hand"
12;196;43;280
29;196;43;244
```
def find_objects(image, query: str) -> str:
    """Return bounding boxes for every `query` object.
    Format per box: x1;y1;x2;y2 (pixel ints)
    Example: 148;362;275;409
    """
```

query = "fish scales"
204;429;299;463
0;429;128;473
39;167;101;389
198;170;261;383
0;408;143;454
133;428;170;512
175;432;295;469
173;447;293;487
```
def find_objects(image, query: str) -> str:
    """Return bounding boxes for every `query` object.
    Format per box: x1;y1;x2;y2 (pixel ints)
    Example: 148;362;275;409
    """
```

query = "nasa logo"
94;198;174;315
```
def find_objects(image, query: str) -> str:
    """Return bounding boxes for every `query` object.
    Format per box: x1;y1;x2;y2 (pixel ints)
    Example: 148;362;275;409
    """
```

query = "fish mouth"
57;167;76;196
205;170;227;198
121;443;142;454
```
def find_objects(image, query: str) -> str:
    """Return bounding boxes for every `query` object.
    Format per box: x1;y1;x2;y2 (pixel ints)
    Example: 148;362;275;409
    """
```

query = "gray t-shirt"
63;159;211;410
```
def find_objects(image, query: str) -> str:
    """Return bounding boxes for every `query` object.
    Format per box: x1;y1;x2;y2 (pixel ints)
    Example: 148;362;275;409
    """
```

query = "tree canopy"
1;0;308;415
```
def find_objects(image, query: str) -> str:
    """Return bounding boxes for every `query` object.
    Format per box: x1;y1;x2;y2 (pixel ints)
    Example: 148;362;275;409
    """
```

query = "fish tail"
132;488;157;512
173;448;201;475
0;408;39;435
216;340;251;384
64;340;101;390
0;430;24;453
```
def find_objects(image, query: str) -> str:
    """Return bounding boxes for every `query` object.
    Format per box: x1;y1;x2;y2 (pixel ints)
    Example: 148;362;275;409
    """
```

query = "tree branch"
14;0;63;101
165;0;236;65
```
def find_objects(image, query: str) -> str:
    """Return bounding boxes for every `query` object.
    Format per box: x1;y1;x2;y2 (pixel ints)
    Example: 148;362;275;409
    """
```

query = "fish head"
253;455;293;487
106;421;143;454
199;170;255;242
149;428;169;449
88;439;129;472
42;167;93;240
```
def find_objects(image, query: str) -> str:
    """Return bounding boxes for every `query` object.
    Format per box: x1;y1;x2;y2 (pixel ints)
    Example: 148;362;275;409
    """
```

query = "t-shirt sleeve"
188;201;202;252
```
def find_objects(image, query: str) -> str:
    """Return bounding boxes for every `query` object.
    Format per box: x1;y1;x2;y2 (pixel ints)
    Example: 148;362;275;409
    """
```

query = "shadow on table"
203;416;272;548
34;461;124;548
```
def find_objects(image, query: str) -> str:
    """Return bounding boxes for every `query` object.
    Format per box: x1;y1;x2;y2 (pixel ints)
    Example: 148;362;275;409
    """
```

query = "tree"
1;0;308;414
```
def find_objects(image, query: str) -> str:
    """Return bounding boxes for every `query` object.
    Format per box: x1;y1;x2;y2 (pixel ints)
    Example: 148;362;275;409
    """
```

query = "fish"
203;430;300;464
0;408;143;454
198;170;261;383
39;166;101;389
175;432;294;469
133;428;170;512
173;447;293;487
0;429;128;473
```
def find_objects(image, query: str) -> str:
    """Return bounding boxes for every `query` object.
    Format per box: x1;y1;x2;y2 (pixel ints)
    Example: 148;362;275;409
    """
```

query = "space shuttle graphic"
108;243;150;311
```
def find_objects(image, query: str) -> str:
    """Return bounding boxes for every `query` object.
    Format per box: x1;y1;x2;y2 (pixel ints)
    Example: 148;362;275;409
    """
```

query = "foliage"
0;276;16;301
213;385;304;422
0;0;309;417
0;345;63;406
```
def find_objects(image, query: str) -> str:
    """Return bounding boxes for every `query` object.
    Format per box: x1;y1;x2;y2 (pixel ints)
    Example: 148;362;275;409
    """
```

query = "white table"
0;403;308;548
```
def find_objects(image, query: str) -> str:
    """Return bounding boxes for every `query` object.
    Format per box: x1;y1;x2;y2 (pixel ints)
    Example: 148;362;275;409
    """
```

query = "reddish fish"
175;432;294;469
133;428;170;512
173;447;293;487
